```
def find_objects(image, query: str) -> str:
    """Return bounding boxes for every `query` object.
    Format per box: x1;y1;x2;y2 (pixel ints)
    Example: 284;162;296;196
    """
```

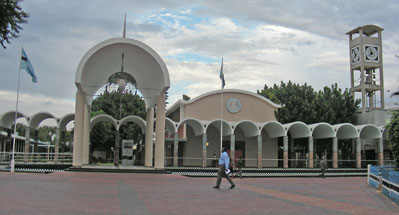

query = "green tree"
258;81;318;124
257;81;359;124
37;125;56;142
315;84;359;124
0;0;29;48
90;91;146;157
387;112;399;169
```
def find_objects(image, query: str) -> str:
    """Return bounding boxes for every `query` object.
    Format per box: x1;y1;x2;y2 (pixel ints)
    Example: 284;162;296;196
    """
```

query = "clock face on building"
226;97;241;113
351;45;360;64
364;44;379;62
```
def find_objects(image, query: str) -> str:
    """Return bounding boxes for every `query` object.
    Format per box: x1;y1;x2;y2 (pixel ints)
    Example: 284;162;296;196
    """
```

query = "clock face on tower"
226;97;241;113
364;44;379;63
351;45;360;64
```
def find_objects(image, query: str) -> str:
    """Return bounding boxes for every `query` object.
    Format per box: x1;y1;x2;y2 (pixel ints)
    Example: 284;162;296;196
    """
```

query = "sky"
1;0;398;123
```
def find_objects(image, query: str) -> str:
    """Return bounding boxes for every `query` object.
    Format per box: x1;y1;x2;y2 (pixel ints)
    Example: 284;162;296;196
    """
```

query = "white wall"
183;124;279;167
245;134;278;167
183;125;202;166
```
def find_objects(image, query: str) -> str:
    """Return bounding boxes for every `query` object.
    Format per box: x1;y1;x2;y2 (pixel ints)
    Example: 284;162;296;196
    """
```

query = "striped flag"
20;48;37;83
219;58;225;89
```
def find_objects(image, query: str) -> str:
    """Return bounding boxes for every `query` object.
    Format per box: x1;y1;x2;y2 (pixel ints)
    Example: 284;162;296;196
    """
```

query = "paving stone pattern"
0;172;397;215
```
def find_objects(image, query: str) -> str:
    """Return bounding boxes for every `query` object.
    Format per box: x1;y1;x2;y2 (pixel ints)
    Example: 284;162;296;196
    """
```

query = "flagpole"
11;47;23;173
220;58;223;155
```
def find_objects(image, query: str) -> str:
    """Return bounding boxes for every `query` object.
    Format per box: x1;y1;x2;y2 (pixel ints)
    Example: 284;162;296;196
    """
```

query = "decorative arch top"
75;37;170;108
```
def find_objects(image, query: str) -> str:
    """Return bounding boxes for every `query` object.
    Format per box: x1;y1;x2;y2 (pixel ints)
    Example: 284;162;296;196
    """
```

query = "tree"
387;112;399;169
0;0;29;48
257;81;318;124
90;91;146;160
257;81;360;124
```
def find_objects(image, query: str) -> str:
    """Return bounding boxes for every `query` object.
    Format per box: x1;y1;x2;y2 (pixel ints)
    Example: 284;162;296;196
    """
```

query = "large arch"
119;115;146;133
261;121;285;138
205;119;233;136
165;117;177;135
90;114;118;131
356;124;382;139
58;113;75;131
333;123;358;139
177;118;204;136
233;120;259;138
75;37;170;108
29;112;58;130
309;123;335;139
284;121;311;138
0;111;27;129
74;37;170;168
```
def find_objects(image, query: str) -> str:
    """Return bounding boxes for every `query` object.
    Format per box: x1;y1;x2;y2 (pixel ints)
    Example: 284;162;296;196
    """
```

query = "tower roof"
346;25;384;36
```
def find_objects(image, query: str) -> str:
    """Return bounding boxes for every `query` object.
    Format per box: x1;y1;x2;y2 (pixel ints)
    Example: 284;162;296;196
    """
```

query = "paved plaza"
0;172;398;215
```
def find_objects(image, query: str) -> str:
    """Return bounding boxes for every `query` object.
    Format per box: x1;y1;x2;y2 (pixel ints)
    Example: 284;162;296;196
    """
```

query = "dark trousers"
320;167;326;178
236;167;243;178
216;165;235;187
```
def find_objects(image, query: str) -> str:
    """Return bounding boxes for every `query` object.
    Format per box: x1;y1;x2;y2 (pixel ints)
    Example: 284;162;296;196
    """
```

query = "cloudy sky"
1;0;398;120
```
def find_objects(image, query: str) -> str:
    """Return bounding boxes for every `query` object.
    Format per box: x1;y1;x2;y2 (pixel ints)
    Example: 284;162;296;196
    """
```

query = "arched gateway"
73;37;170;169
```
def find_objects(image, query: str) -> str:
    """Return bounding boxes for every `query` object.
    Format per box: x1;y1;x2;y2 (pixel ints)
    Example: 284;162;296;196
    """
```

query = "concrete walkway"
0;172;397;215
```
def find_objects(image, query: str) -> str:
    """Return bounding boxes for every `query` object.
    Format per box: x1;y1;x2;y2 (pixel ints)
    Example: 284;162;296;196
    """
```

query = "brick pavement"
0;172;397;215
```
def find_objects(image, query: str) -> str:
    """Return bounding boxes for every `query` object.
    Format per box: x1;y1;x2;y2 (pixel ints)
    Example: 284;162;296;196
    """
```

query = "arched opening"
284;122;311;168
0;111;28;162
334;123;358;168
262;121;285;168
90;114;117;164
74;37;170;168
176;118;204;167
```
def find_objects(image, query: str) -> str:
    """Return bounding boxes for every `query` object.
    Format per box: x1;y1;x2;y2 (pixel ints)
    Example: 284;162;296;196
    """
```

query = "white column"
332;137;338;168
290;137;295;167
202;133;207;167
173;132;178;167
308;136;314;168
114;130;120;166
154;94;166;169
24;127;30;162
378;138;384;166
283;136;288;168
356;137;361;168
145;107;154;167
82;105;90;165
257;135;262;168
73;90;85;167
230;134;235;166
54;127;60;162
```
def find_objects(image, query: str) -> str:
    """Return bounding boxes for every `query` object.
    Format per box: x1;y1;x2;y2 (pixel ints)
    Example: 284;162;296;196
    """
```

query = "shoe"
230;185;235;189
213;186;219;189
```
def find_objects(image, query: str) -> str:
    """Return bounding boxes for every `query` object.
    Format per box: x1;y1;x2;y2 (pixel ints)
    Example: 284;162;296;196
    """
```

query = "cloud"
0;90;75;117
1;0;398;116
305;52;348;70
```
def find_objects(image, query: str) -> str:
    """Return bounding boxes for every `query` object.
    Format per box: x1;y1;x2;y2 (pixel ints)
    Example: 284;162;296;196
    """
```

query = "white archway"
73;37;170;168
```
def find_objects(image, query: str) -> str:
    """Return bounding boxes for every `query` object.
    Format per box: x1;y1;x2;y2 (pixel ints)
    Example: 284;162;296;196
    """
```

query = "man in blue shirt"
213;147;236;189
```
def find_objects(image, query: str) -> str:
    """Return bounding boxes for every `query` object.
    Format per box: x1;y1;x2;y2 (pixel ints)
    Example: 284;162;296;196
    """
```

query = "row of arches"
0;110;386;168
0;111;75;162
90;114;385;169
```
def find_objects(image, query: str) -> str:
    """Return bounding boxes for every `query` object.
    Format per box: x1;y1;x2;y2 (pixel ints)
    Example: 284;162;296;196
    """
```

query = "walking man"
213;147;236;189
319;156;326;179
236;156;243;179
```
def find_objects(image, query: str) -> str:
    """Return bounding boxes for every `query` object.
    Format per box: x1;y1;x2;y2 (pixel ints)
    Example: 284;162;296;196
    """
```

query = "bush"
387;112;399;169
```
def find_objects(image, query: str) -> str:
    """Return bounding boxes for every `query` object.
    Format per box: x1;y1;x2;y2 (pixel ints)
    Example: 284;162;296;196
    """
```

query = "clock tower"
347;25;384;113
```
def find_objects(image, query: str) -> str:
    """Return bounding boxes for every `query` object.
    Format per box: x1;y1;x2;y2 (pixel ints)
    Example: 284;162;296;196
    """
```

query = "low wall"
368;164;399;205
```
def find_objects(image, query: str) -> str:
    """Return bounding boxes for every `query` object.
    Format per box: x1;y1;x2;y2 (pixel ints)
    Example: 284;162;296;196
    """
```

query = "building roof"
167;89;281;116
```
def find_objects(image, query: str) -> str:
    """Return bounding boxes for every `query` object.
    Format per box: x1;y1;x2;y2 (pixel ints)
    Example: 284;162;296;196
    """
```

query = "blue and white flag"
20;48;37;83
219;58;225;89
